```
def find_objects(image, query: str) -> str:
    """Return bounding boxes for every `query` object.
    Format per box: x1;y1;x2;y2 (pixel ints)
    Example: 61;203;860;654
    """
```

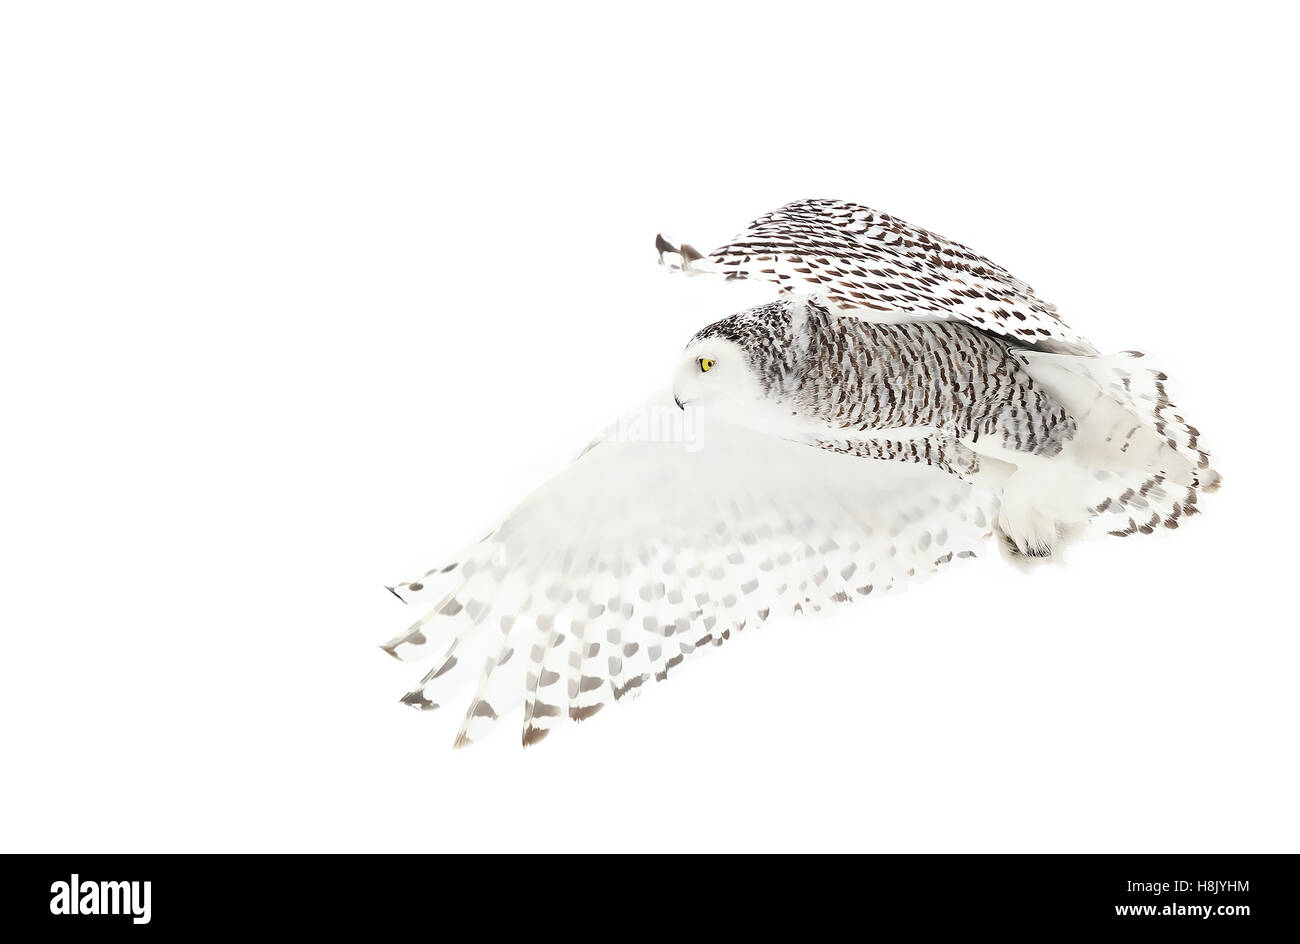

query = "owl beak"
673;393;686;410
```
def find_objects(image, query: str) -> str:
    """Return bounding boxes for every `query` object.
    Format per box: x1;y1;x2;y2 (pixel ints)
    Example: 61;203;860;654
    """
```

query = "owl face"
673;302;809;433
672;335;765;414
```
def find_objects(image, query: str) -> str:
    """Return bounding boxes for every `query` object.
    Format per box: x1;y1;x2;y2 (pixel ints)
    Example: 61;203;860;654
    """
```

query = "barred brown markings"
612;674;646;700
655;654;685;682
401;691;436;710
569;704;603;722
429;655;457;679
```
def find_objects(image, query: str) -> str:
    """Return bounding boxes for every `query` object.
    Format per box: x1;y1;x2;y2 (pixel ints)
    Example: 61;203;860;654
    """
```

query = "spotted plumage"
694;300;1078;463
661;198;1094;354
382;199;1220;747
384;414;995;747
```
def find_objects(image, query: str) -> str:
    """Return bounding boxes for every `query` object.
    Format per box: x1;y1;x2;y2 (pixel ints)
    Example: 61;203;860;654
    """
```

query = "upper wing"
381;393;998;747
662;199;1096;354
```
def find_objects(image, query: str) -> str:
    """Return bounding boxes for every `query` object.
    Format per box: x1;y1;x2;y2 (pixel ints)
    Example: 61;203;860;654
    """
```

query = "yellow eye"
699;358;715;372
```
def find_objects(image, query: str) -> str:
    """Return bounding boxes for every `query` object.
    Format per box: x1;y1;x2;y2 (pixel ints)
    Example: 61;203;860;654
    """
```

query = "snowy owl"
383;199;1219;747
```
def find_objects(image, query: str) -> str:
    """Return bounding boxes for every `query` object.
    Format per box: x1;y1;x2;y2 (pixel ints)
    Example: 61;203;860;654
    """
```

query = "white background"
2;1;1297;853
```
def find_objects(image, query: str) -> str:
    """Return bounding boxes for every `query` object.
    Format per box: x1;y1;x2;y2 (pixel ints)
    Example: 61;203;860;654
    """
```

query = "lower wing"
381;392;999;747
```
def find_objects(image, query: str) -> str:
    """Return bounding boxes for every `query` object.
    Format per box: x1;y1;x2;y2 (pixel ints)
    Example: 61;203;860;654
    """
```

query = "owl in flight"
383;199;1220;747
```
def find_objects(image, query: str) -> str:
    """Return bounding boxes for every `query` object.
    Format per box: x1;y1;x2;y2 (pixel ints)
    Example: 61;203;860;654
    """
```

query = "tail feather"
1016;349;1220;542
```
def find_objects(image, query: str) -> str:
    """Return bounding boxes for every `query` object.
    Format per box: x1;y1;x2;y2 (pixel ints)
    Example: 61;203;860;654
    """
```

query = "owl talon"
996;479;1061;559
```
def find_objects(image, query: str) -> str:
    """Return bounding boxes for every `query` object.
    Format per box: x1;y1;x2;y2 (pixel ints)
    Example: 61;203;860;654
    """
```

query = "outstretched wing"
661;198;1096;355
381;393;999;747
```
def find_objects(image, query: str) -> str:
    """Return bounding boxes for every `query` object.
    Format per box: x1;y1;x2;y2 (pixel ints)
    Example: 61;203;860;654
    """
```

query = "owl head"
672;298;814;420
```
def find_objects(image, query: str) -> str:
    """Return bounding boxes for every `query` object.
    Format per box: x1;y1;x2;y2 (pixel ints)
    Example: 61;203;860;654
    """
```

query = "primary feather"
384;397;997;746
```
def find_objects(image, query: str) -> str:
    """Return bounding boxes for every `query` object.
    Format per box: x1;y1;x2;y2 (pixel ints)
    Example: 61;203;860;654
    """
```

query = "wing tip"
399;690;438;711
655;233;707;272
568;702;605;723
522;724;551;747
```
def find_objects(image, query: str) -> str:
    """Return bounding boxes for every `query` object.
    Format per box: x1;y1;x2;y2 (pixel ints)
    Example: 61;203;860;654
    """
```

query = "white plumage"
385;400;996;747
384;199;1219;747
